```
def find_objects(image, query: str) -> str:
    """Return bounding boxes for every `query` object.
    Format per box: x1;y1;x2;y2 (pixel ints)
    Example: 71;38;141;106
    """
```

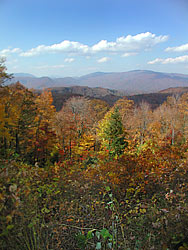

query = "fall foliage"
0;62;188;250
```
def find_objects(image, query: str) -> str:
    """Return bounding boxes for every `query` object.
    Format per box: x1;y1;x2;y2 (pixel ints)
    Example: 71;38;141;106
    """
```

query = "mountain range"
11;70;188;94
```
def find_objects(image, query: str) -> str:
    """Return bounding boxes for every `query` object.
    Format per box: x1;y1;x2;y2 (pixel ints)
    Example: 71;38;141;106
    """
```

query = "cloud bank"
165;43;188;53
0;48;22;56
17;32;168;57
148;55;188;64
20;41;89;57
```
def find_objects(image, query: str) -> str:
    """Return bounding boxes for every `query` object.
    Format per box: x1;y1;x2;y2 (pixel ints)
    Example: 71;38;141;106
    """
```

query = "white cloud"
20;41;89;57
18;32;168;57
122;52;138;57
148;55;188;64
97;57;110;63
92;32;168;53
165;43;188;52
0;48;22;56
92;40;116;52
64;58;75;63
147;58;164;64
36;64;65;69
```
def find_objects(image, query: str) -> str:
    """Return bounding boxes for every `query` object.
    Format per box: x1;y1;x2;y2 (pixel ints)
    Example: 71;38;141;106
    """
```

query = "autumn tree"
89;99;109;126
113;97;134;128
64;96;92;136
165;95;181;145
178;93;188;143
54;96;95;159
151;95;181;146
128;102;152;147
0;61;17;157
0;87;11;156
0;82;37;159
32;90;57;166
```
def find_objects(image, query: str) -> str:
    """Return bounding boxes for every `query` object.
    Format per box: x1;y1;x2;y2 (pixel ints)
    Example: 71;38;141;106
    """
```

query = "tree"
89;99;109;126
178;93;188;143
0;82;37;159
54;96;94;159
32;90;57;166
97;107;127;157
0;88;11;156
8;83;37;156
0;58;12;86
113;97;134;128
0;60;15;157
132;102;152;146
64;96;92;137
151;95;181;146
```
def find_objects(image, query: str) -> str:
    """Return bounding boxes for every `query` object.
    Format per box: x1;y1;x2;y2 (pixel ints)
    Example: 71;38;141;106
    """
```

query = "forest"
0;60;188;250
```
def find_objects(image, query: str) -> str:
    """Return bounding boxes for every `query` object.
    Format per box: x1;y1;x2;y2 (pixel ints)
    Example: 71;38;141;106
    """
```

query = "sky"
0;0;188;77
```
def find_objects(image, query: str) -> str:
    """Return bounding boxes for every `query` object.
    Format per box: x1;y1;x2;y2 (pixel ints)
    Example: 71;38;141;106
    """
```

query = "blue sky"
0;0;188;77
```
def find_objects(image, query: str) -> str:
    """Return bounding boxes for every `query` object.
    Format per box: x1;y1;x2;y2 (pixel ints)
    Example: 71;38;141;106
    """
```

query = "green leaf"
107;201;113;205
96;242;102;249
100;228;112;240
28;223;34;228
96;231;101;240
53;178;59;181
7;224;14;230
109;193;113;198
76;233;86;249
87;230;94;240
41;207;50;213
55;190;60;194
105;186;111;192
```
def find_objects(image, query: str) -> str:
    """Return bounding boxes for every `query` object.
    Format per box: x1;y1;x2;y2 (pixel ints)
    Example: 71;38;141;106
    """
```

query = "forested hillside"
40;86;172;111
1;61;188;249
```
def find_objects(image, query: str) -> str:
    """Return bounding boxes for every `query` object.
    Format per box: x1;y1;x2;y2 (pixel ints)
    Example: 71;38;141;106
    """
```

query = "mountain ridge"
10;70;188;94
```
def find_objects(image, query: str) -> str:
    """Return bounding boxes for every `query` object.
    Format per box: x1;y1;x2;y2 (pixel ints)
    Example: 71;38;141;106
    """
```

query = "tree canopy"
0;58;12;86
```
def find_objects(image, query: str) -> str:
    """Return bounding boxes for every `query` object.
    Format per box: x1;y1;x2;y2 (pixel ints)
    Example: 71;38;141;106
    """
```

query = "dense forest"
0;60;188;250
50;88;172;112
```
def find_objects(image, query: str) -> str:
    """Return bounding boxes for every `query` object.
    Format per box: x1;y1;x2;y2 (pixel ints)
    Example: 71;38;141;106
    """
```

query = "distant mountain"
13;73;36;78
10;76;77;89
77;70;188;93
10;70;188;93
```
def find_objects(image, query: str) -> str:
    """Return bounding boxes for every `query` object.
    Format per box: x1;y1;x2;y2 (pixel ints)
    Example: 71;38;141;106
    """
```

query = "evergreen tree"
0;58;12;86
98;107;127;157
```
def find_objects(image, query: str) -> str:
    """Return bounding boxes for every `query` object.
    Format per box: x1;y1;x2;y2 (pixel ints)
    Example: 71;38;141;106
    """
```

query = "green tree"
0;58;12;86
98;107;127;157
